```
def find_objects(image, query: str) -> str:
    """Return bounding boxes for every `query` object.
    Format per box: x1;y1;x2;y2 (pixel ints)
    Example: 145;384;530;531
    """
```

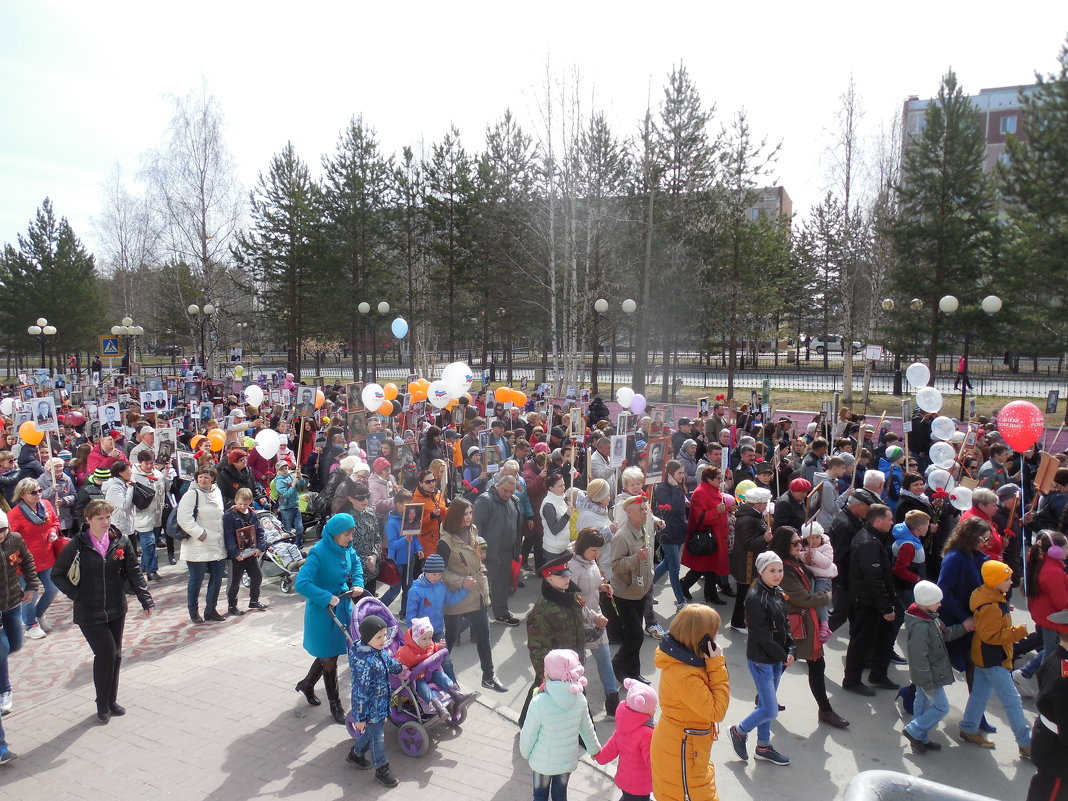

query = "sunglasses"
791;539;803;545
27;489;42;495
422;479;437;485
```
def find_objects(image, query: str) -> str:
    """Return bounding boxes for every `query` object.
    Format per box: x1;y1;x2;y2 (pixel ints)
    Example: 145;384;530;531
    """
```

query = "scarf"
18;500;46;526
541;577;582;608
899;488;931;506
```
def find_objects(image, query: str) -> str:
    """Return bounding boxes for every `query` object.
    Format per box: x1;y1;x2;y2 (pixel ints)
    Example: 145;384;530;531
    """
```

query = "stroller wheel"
240;573;251;588
397;721;429;757
280;577;293;594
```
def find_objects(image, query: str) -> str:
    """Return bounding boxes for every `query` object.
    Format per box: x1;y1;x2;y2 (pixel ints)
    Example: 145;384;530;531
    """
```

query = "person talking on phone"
650;604;729;801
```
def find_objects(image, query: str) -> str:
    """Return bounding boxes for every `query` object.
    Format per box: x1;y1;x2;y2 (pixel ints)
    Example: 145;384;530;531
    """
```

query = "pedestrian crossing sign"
100;336;122;358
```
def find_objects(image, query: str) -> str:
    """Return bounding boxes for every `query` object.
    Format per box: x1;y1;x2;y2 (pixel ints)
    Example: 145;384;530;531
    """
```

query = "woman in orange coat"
413;469;448;555
651;604;730;801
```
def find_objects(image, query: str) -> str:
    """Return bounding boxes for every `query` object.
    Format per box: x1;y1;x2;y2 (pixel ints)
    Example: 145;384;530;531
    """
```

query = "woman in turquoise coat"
294;513;365;724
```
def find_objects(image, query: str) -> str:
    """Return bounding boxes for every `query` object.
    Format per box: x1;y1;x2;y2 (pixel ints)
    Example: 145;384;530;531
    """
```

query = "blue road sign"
100;336;122;357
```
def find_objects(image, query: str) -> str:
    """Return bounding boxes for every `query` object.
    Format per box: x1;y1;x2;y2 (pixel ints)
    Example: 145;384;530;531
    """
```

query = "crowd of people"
0;369;1065;801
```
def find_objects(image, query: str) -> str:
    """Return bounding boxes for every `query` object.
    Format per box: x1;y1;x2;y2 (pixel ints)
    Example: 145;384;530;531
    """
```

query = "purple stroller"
334;595;469;758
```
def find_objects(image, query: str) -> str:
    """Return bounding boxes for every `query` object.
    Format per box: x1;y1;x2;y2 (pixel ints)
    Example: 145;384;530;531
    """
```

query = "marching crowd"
0;372;1066;801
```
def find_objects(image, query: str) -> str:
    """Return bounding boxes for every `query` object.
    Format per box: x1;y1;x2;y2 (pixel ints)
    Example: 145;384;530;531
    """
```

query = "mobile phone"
698;634;716;656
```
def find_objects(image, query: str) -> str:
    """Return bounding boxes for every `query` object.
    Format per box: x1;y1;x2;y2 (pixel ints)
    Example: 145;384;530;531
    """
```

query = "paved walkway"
4;553;1031;800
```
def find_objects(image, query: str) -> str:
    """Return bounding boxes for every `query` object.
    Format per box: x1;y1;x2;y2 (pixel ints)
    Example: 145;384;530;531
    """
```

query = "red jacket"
961;507;1003;560
681;480;729;576
396;628;445;669
1029;553;1068;629
85;444;118;476
8;500;60;572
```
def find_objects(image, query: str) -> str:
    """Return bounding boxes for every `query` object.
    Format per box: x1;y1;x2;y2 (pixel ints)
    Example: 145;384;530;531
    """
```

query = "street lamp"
188;303;215;375
27;317;57;370
359;301;390;383
939;294;1002;420
595;298;637;398
111;316;144;375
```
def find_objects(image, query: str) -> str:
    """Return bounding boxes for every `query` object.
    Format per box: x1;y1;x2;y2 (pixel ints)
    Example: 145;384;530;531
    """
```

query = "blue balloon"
390;317;409;339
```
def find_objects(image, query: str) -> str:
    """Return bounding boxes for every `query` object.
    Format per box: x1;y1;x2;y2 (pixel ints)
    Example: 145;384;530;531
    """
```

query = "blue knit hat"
423;553;446;573
322;513;355;541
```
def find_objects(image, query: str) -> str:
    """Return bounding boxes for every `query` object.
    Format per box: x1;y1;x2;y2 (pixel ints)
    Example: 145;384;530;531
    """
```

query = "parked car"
151;344;183;356
809;335;862;355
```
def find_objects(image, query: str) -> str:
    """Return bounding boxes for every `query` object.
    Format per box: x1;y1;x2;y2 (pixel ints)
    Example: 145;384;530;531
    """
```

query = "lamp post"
939;294;1002;420
187;303;215;375
359;301;390;383
27;318;57;371
594;298;637;399
111;317;144;376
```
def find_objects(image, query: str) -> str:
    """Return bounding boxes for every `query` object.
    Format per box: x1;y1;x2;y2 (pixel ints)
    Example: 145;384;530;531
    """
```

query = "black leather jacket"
51;525;153;626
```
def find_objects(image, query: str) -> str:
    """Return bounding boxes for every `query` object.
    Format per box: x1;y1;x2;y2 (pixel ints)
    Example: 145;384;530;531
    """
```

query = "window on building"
1000;115;1017;135
750;209;760;221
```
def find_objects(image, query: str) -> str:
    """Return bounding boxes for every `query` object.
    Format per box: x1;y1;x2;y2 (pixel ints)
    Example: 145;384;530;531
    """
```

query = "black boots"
295;659;323;706
605;692;620;717
323;668;346;724
446;686;474;708
109;656;126;716
376;764;399;788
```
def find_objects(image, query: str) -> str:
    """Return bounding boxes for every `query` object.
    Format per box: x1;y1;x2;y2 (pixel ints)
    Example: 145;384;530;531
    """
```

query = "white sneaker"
645;624;665;640
37;615;52;633
730;624;748;635
0;692;11;714
25;625;46;640
1012;669;1037;698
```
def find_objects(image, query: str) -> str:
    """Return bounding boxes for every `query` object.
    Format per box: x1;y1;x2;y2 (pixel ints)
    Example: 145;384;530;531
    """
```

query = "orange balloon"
383;383;398;401
190;435;205;450
207;429;226;452
315;389;325;409
445;399;458;410
377;399;393;417
494;387;511;403
18;420;43;446
512;390;527;407
418;378;430;391
411;388;427;403
407;381;421;395
463;393;473;404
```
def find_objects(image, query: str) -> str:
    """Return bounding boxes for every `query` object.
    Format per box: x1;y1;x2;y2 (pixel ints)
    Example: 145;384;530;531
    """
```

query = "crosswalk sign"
100;336;122;358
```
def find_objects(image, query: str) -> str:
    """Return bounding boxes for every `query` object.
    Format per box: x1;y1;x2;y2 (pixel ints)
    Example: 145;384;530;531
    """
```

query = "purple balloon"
630;393;646;415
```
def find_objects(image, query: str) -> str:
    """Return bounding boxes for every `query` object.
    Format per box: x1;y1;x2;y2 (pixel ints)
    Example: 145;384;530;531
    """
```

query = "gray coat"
39;470;76;532
472;487;521;565
904;607;969;692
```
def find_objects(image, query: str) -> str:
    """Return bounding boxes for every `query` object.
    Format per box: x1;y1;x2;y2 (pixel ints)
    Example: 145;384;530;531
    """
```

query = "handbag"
67;549;81;586
131;481;155;511
165;491;199;540
52;535;71;559
685;512;718;557
377;557;400;587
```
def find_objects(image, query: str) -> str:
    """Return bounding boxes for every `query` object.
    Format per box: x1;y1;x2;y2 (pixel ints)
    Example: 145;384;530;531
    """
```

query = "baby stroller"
333;596;469;758
241;510;304;594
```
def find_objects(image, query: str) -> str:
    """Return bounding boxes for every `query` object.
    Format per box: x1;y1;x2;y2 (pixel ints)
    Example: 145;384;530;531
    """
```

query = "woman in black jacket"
51;499;154;723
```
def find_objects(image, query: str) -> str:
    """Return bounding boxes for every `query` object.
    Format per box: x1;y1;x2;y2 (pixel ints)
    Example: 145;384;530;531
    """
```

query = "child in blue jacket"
382;489;422;616
348;614;407;788
406;553;474;682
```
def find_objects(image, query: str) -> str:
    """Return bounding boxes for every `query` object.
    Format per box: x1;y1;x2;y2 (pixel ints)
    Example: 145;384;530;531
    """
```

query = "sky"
1;1;1065;259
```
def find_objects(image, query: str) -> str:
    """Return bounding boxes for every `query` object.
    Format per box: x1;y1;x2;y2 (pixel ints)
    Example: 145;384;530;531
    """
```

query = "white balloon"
929;441;957;465
254;429;280;460
428;380;451;409
616;387;635;408
244;384;264;409
0;398;13;416
930;416;956;441
949;486;973;512
916;386;943;413
927;469;953;491
905;362;931;387
441;362;474;398
362;383;385;412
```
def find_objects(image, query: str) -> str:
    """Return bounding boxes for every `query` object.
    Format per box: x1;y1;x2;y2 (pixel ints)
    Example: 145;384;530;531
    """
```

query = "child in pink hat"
594;677;657;801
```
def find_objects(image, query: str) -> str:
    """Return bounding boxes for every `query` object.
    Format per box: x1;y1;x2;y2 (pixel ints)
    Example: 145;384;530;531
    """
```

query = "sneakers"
728;725;748;760
375;763;399;788
347;747;371;770
1012;669;1037;699
1020;745;1032;760
818;622;831;642
25;624;46;640
754;745;790;766
675;601;688;612
0;747;17;765
38;614;52;633
729;624;748;635
248;601;270;611
493;614;521;626
960;730;995;748
645;624;665;640
481;677;508;693
903;728;927;754
0;692;11;715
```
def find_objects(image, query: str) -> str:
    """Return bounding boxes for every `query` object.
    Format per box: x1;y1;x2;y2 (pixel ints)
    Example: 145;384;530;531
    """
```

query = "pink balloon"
630;393;647;415
997;400;1044;452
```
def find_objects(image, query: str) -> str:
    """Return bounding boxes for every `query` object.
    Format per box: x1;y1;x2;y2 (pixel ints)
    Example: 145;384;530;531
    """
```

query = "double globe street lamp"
359;301;390;383
594;298;637;398
939;294;1002;420
188;303;216;375
111;317;144;375
27;317;57;370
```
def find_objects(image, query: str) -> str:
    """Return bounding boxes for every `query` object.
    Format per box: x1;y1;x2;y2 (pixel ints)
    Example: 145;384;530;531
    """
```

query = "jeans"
22;569;59;629
415;670;454;703
227;556;262;606
812;576;832;623
352;718;387;768
738;660;783;744
961;666;1032;746
612;597;646;682
138;530;158;575
1021;626;1059;678
532;772;570;801
652;543;684;604
279;507;304;547
590;642;618;697
905;685;949;742
0;607;25;693
445;607;494;682
187;559;226;616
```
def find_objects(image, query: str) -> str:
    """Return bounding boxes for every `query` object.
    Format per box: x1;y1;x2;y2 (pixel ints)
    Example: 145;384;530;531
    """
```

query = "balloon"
417;378;431;391
190;435;205;450
0;398;14;416
254;429;280;460
616;387;635;408
463;393;473;404
494;387;511;403
65;410;86;427
997;400;1045;452
949;431;966;444
930;416;956;441
244;384;264;409
442;362;474;397
630;394;647;415
315;389;325;410
362;383;385;412
391;317;409;339
428;380;451;409
905;362;931;387
927;469;954;491
207;429;226;452
950;486;973;512
929;441;957;466
734;480;757;502
383;383;398;401
411;388;427;403
445;399;458;410
407;381;422;395
916;386;943;413
377;400;393;417
512;391;527;407
18;421;43;446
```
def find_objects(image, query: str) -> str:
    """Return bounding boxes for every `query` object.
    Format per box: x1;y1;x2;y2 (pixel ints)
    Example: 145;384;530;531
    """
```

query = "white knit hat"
755;551;782;576
913;580;943;607
746;487;772;504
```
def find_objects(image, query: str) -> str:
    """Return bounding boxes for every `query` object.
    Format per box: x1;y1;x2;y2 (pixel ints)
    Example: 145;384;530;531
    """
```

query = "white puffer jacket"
176;485;226;562
132;466;166;532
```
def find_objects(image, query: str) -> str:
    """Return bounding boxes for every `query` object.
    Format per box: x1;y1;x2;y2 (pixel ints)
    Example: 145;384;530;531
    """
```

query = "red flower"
115;547;124;561
715;394;726;401
657;504;671;512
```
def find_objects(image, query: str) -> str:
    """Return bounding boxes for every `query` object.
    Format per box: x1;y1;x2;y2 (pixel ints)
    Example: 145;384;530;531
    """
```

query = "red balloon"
997;400;1044;452
64;411;86;427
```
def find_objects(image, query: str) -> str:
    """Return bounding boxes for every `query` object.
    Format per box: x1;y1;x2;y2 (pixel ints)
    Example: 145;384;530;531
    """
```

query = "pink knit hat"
409;617;434;641
542;649;587;692
373;457;392;473
623;677;658;713
533;442;550;455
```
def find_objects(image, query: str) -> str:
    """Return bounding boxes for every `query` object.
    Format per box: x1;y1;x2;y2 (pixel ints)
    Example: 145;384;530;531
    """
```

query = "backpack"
165;491;199;540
